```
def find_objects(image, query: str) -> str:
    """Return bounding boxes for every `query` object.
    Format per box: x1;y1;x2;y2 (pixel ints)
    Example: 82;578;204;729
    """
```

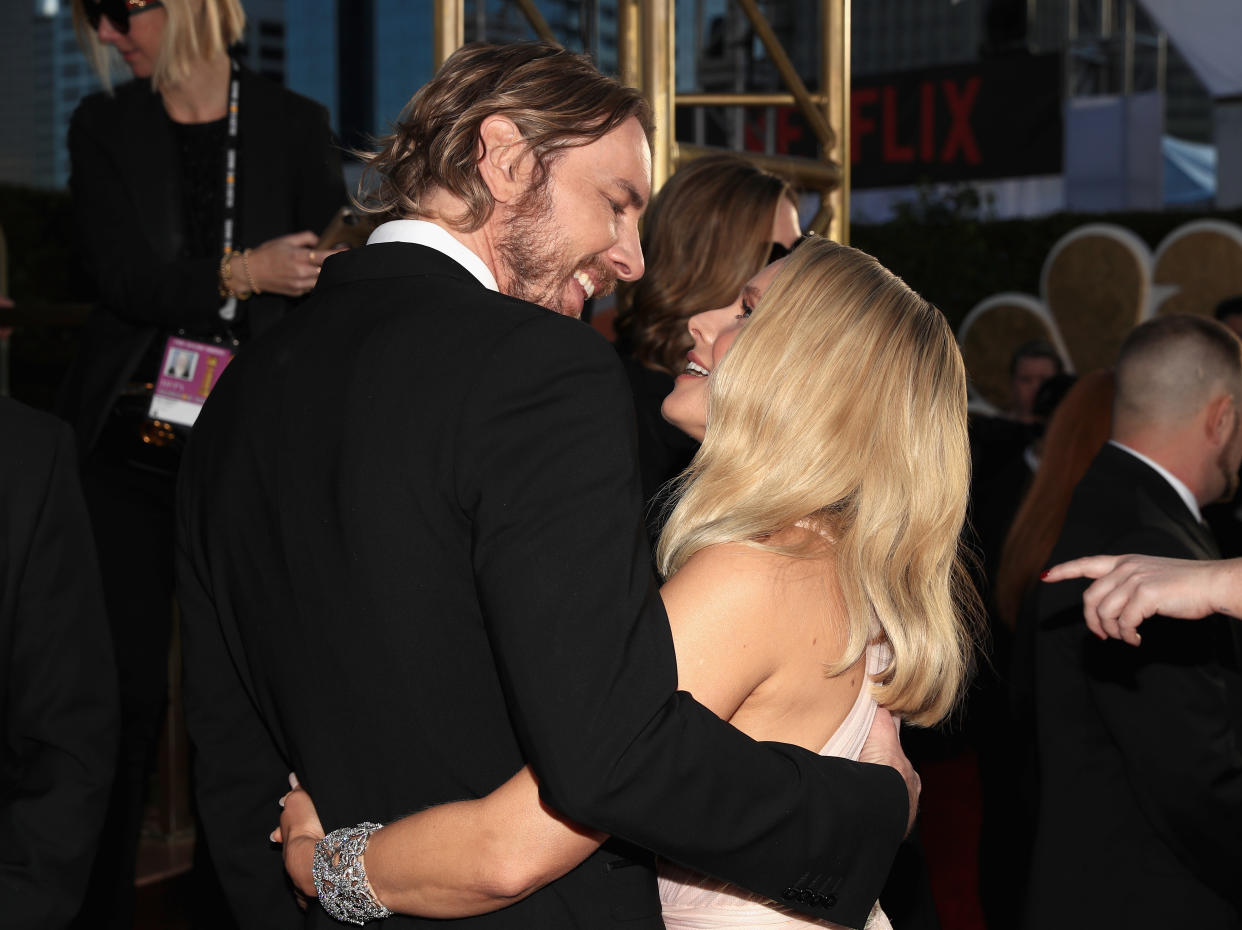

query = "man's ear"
1207;392;1237;448
477;115;527;206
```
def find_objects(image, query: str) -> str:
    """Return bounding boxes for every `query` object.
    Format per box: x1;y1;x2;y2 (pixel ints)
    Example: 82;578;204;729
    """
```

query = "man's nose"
607;219;644;283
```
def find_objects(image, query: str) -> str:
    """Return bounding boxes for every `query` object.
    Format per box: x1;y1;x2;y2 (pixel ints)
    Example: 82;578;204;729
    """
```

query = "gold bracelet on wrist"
218;251;236;299
218;251;252;300
241;248;261;296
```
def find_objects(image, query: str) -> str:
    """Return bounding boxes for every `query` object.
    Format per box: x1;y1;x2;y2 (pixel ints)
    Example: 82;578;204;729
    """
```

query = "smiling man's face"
495;116;651;318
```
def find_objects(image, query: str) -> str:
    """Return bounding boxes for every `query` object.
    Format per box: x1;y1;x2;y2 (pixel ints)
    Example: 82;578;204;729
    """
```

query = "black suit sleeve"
1080;529;1242;910
459;315;907;928
176;453;302;930
0;404;118;928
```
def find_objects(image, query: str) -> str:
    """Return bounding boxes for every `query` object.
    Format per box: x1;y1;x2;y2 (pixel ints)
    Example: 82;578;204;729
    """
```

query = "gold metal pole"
618;0;640;89
823;0;850;242
676;92;830;106
678;143;842;189
512;0;560;45
433;0;464;70
641;0;676;192
733;0;836;150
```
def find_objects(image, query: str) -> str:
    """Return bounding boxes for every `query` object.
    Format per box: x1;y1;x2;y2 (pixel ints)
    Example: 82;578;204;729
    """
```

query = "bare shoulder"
662;543;827;662
663;543;797;618
660;539;851;730
659;543;801;717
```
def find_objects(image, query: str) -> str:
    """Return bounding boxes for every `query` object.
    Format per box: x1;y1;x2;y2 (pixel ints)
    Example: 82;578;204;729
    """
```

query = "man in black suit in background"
0;395;118;927
1028;314;1242;928
177;42;915;930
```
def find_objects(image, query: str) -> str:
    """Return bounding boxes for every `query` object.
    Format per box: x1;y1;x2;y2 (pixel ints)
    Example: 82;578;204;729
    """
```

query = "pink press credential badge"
148;336;235;427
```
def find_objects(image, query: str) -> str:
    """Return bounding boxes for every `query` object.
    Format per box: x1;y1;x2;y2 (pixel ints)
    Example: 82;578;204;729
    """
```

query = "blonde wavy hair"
656;238;979;726
74;0;245;92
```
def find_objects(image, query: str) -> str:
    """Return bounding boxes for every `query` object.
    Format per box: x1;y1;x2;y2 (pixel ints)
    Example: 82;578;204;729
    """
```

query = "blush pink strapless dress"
657;644;893;930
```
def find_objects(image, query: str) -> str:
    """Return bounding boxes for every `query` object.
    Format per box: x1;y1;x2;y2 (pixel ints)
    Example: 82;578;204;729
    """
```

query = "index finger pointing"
1042;554;1123;583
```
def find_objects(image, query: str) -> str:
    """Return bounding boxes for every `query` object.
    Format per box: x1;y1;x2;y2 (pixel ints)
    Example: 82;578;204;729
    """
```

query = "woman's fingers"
1042;554;1123;584
1059;554;1223;645
248;233;327;296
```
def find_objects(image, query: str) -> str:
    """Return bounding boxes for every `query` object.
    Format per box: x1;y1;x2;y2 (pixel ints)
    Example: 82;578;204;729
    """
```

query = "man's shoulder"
316;244;618;359
1059;449;1194;548
1039;452;1202;633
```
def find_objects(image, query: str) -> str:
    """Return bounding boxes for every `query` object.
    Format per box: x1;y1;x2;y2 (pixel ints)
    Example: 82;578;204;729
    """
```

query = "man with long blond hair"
178;42;915;929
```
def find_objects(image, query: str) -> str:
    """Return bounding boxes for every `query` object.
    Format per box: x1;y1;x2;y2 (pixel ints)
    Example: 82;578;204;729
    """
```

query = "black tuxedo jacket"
1027;443;1242;928
0;399;118;926
176;243;908;929
58;66;345;456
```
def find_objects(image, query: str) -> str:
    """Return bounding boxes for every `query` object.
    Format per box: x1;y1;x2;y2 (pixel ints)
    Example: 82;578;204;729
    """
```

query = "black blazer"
1027;443;1242;928
176;242;908;929
58;66;345;456
0;398;118;927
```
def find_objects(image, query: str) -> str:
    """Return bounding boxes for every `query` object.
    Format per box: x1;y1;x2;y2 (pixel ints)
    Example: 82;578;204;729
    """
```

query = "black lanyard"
219;59;241;323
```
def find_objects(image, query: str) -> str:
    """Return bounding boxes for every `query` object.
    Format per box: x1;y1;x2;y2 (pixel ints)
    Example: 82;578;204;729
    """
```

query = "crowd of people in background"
2;1;1241;930
966;303;1242;928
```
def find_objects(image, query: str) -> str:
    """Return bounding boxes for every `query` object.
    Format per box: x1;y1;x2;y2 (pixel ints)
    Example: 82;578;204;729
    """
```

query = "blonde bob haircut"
73;0;245;92
657;237;979;726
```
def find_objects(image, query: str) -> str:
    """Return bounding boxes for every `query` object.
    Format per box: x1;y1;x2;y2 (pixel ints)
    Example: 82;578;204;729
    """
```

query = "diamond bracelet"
311;822;392;925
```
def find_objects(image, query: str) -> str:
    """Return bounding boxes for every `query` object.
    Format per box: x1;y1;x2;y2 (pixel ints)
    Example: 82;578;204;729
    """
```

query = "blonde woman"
63;1;343;923
613;154;803;536
276;238;977;928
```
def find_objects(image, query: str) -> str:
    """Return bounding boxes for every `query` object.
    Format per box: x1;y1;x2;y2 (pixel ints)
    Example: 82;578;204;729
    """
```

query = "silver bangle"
312;822;392;925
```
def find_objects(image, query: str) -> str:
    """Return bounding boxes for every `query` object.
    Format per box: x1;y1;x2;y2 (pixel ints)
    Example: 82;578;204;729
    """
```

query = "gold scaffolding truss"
434;0;850;242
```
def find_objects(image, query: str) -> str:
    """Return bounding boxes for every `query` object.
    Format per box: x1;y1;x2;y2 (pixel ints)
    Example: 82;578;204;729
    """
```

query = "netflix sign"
851;55;1062;188
679;55;1062;190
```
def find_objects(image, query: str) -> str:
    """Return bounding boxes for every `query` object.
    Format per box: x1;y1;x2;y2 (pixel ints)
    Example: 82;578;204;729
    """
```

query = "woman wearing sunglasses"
61;1;345;924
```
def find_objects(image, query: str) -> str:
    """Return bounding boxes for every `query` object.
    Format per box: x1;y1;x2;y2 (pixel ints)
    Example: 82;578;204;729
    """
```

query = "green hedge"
852;205;1242;331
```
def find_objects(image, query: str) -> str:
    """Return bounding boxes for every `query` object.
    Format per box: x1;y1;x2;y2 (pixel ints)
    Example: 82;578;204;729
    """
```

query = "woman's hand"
1042;554;1242;645
859;708;919;837
241;231;344;298
271;773;323;903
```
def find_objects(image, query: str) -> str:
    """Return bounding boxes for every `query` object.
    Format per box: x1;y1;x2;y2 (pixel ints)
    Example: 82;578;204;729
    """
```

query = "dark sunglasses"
767;232;816;265
84;0;163;33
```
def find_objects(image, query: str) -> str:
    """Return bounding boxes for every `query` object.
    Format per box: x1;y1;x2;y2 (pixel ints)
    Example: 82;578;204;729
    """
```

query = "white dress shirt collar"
367;219;498;292
1108;440;1203;523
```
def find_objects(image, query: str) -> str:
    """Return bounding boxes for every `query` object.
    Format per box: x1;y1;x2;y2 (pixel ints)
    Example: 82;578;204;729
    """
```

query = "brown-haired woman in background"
61;1;344;923
995;370;1117;629
612;154;800;537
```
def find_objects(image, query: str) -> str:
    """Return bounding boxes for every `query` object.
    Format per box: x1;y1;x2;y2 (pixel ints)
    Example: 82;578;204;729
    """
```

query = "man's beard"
496;183;615;317
1217;446;1240;504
